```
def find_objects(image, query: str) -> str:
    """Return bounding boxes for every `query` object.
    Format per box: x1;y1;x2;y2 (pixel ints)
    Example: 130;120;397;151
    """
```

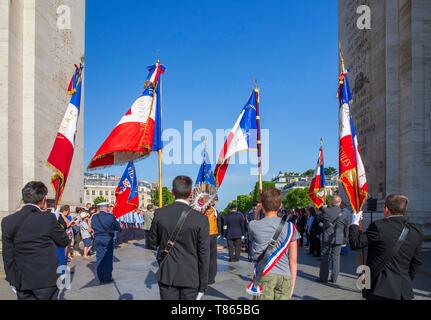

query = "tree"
237;195;253;214
282;188;312;209
302;169;315;177
152;187;175;207
93;196;109;206
252;181;276;202
324;166;338;177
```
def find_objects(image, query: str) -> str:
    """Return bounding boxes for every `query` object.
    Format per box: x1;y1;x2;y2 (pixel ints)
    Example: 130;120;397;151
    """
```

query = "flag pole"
254;80;263;196
158;63;163;208
321;138;327;206
339;42;365;268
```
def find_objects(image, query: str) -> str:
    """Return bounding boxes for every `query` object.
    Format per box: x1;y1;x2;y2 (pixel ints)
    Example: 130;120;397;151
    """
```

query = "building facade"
84;173;154;209
0;0;86;250
339;0;431;237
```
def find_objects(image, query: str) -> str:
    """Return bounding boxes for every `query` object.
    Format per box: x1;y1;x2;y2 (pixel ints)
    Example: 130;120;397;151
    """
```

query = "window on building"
111;191;114;196
99;191;103;196
92;190;95;196
86;190;89;195
105;190;109;196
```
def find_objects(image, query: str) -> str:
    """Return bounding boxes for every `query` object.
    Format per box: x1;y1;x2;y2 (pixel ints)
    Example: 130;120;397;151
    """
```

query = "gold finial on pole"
320;137;324;147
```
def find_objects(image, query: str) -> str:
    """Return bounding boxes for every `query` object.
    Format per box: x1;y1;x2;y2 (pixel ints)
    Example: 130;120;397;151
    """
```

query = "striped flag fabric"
47;65;83;203
308;142;326;209
87;61;165;170
214;90;258;187
113;161;139;219
338;69;368;213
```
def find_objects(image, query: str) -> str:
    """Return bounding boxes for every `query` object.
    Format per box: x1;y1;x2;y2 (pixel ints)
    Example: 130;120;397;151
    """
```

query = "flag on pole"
214;91;258;188
191;147;218;212
338;69;368;213
113;161;139;219
87;61;165;170
308;141;326;209
47;64;83;203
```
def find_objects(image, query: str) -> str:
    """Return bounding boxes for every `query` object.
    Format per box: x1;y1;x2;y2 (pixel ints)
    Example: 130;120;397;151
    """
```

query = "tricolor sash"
246;219;296;296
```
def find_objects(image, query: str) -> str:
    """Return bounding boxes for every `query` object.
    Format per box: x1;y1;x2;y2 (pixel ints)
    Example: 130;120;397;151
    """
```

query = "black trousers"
17;286;59;300
159;283;198;300
209;235;218;285
227;238;242;261
319;243;342;283
144;230;152;249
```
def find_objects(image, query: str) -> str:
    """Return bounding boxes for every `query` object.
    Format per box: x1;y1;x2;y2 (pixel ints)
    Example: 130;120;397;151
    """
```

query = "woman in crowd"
80;211;93;259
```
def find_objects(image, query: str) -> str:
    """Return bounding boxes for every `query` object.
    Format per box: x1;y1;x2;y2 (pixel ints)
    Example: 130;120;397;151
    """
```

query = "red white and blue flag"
47;64;83;203
308;141;326;209
87;61;165;170
113;161;139;218
214;90;258;187
246;222;296;296
338;69;368;213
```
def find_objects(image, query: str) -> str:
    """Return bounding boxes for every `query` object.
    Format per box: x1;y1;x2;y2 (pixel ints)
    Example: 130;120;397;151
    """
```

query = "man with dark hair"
150;176;210;300
349;194;423;300
248;188;300;300
318;195;349;284
223;205;246;262
143;204;155;249
1;181;69;300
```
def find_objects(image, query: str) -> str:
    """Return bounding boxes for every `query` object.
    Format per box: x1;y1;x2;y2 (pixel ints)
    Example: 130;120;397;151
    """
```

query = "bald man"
317;196;349;283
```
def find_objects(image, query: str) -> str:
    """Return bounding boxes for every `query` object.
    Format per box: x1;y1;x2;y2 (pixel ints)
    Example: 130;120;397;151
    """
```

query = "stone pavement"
1;240;430;300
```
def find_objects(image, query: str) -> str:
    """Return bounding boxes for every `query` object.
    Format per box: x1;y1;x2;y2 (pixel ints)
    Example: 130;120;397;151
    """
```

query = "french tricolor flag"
214;90;258;187
47;65;83;203
308;142;326;209
338;69;368;213
87;61;165;170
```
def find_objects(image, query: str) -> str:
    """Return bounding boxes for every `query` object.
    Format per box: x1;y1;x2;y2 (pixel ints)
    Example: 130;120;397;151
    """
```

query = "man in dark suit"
223;206;246;262
349;194;423;300
1;181;70;300
318;195;349;283
150;176;210;300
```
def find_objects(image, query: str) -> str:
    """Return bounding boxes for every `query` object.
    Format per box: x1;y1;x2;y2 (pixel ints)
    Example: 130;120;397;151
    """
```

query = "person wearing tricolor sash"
247;188;300;300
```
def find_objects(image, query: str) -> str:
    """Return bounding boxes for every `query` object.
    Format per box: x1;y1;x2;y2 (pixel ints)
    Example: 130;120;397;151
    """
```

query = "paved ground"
1;240;431;300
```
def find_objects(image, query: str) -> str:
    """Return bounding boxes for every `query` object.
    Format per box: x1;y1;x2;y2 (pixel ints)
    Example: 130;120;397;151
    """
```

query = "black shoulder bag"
251;214;289;291
157;207;193;267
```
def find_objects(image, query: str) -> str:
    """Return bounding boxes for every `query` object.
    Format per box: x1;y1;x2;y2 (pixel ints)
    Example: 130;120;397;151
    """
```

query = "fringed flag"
338;69;368;213
308;140;326;209
214;90;258;188
191;146;218;212
87;61;165;170
47;64;83;203
246;222;296;296
113;161;139;219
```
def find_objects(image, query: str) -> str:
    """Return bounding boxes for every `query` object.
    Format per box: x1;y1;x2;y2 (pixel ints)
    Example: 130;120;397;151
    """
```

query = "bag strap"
158;206;193;266
251;214;289;289
95;213;114;237
373;224;410;277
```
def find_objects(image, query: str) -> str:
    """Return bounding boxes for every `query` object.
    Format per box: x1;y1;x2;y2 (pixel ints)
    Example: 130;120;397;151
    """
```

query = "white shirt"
175;199;190;205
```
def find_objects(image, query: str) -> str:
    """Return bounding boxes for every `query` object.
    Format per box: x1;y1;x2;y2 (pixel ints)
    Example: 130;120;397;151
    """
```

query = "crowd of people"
1;179;425;301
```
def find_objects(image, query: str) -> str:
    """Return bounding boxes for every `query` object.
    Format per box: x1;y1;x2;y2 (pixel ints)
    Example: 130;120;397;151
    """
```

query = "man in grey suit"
317;195;349;283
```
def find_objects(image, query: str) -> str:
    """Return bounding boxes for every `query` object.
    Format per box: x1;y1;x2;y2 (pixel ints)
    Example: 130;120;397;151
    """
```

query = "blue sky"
84;0;339;210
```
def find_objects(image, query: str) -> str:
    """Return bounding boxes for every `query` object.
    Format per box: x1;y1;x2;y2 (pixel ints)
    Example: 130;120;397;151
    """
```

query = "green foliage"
282;188;312;209
152;187;175;207
252;181;276;202
302;169;315;177
324;166;338;177
93;196;108;206
237;195;253;213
